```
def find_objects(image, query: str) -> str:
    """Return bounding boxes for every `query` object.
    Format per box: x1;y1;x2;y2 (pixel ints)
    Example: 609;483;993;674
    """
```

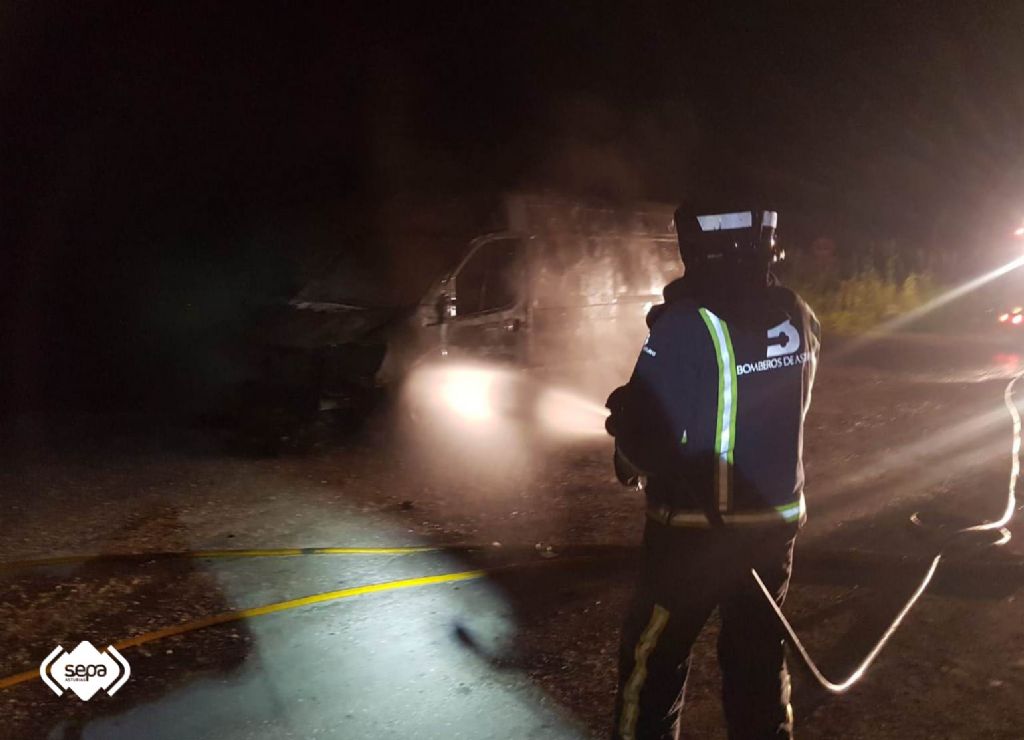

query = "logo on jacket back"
736;319;810;376
766;319;800;358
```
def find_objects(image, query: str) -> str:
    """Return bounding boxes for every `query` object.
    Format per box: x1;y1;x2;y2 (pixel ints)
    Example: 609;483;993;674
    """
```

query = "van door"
444;235;527;364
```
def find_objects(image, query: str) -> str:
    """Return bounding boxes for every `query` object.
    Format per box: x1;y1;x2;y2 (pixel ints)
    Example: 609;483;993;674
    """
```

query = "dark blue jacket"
606;275;820;527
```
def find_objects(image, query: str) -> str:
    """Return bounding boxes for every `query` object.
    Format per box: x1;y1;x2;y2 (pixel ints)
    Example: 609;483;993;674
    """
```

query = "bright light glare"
1012;316;1022;325
1014;226;1024;237
894;255;1024;326
405;361;613;442
1000;313;1010;322
438;367;496;421
404;362;514;427
836;255;1024;357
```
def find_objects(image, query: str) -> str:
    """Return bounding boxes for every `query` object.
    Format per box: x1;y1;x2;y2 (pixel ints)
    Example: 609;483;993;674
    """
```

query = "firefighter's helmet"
674;207;780;270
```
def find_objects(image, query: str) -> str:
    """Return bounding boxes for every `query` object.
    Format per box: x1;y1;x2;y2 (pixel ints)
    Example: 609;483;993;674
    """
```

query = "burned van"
251;194;680;430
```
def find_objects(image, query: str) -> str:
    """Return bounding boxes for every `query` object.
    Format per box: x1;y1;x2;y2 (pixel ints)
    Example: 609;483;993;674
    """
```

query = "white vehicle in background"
247;194;681;437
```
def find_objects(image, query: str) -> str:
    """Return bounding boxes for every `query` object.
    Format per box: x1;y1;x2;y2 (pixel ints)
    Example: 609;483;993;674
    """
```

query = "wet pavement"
2;331;1023;739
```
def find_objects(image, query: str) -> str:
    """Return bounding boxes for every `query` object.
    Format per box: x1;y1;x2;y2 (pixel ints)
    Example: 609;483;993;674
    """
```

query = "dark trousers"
612;521;797;740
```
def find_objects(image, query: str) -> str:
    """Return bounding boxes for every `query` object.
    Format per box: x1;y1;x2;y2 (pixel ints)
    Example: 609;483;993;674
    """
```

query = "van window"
455;238;522;315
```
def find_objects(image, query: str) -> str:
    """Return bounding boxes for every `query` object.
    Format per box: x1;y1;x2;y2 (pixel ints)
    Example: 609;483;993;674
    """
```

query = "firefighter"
607;207;820;739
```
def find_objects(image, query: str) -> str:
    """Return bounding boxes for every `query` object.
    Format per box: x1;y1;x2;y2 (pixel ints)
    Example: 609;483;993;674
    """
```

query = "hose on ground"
752;369;1022;693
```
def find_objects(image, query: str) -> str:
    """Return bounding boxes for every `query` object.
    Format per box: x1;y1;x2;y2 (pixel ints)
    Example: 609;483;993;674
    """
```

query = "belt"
647;494;805;528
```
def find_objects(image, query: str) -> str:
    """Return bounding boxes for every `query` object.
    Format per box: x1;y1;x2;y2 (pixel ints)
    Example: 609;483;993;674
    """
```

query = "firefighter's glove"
604;385;629;438
613;445;646;491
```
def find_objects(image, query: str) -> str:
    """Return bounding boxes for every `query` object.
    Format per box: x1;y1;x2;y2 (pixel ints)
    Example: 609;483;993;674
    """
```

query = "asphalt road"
2;331;1023;739
79;555;586;740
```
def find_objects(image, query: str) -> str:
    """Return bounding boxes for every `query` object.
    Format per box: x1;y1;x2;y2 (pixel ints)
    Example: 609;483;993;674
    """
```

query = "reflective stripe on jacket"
608;279;820;527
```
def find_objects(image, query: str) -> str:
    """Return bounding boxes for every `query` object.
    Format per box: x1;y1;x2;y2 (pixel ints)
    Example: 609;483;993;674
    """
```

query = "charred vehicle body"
251;194;681;432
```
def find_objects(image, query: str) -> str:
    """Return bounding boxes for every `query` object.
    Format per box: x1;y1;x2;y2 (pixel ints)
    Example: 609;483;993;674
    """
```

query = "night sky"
4;2;1024;416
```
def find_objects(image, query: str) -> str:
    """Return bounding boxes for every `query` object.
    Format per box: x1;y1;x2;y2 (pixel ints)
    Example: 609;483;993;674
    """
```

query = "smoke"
392;194;684;494
526;93;698;203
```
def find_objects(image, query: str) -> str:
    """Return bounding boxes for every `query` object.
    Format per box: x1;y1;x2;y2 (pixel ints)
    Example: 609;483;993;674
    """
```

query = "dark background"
4;1;1024;419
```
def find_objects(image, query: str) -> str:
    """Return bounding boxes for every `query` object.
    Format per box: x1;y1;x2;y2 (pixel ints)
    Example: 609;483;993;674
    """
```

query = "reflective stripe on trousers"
646;494;806;528
618;604;671;740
